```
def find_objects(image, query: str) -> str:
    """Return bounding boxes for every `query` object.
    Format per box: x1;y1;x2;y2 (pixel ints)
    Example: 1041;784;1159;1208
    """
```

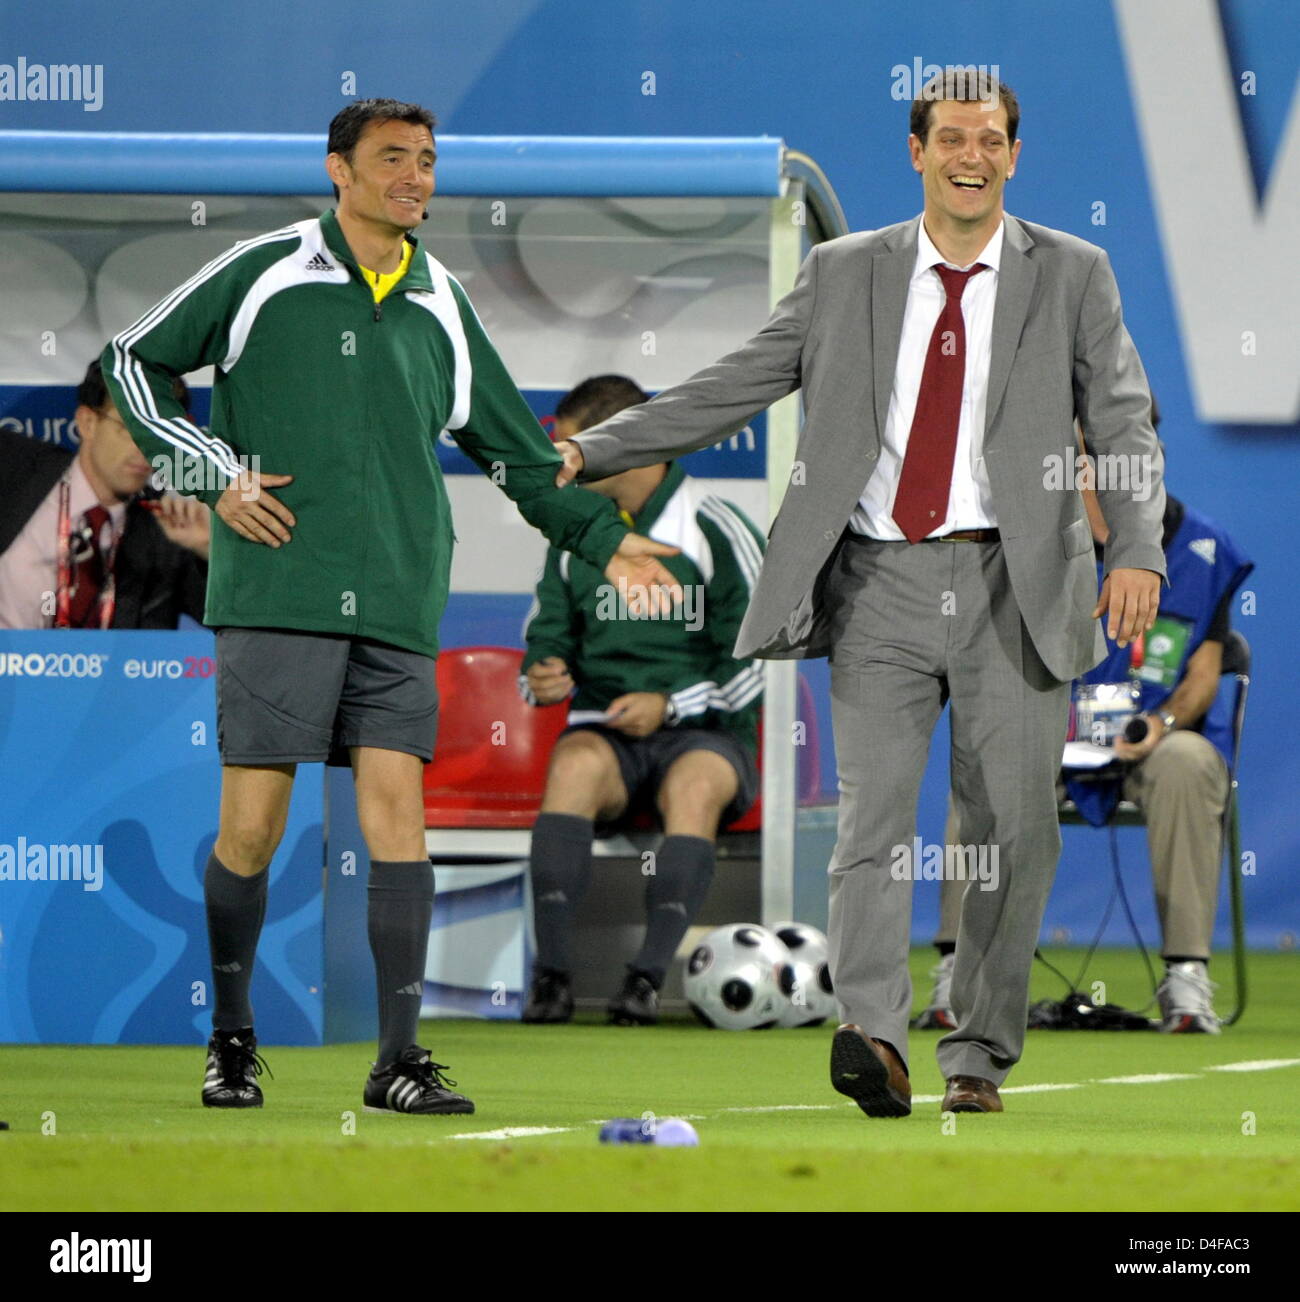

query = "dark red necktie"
892;263;987;543
68;505;109;628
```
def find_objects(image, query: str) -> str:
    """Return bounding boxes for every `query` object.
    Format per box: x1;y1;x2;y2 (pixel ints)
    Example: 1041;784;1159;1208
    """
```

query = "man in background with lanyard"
0;360;209;630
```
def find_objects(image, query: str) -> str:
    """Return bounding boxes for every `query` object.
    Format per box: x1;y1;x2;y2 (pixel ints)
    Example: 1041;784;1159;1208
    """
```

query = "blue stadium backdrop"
0;1;1295;1006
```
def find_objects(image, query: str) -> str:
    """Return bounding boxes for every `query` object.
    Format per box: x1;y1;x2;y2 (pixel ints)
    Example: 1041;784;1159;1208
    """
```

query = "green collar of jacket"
319;208;436;294
620;460;683;532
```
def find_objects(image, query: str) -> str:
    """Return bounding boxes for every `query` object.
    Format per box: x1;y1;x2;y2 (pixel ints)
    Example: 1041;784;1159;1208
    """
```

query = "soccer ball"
684;924;793;1030
773;922;836;1028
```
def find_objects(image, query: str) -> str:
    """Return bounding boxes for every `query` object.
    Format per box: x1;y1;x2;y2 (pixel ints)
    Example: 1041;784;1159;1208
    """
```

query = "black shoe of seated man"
608;969;660;1026
364;1046;475;1115
522;967;575;1024
202;1027;271;1108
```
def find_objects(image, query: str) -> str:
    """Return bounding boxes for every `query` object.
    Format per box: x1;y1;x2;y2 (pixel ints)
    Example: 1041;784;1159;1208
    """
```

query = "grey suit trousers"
937;731;1228;959
824;535;1070;1085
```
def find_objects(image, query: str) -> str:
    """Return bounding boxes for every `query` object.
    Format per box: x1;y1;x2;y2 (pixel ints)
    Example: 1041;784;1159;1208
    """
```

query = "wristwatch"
1156;710;1176;733
662;696;679;726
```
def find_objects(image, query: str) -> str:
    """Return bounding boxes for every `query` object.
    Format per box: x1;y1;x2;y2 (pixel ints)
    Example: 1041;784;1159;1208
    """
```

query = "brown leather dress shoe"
830;1024;911;1117
942;1075;1003;1113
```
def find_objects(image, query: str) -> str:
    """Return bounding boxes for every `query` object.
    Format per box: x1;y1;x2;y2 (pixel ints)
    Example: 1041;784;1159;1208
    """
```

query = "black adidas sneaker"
364;1046;475;1115
202;1027;271;1108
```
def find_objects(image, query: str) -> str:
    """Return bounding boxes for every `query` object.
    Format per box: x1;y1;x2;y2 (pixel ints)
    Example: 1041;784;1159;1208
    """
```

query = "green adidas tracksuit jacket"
103;209;628;658
521;463;764;754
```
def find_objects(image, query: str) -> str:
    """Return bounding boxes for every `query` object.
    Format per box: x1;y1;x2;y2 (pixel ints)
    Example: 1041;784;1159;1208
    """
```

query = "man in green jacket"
520;375;764;1026
104;99;678;1116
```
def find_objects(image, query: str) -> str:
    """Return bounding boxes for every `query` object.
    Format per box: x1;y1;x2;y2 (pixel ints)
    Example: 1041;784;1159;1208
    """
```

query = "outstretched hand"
605;534;683;617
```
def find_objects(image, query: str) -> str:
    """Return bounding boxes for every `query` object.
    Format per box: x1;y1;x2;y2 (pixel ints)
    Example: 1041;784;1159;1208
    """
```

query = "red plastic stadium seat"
423;648;822;833
422;647;568;828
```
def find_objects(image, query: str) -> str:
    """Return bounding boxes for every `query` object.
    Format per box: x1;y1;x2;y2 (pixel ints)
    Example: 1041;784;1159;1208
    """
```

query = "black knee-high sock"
529;813;594;974
634;835;716;987
205;851;268;1033
368;860;435;1068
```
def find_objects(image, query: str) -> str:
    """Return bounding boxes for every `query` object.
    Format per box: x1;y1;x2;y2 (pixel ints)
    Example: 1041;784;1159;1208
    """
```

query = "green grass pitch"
2;949;1296;1212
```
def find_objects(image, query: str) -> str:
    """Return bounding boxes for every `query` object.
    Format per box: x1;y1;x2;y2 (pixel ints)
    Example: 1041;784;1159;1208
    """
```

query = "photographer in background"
916;414;1253;1034
0;359;209;629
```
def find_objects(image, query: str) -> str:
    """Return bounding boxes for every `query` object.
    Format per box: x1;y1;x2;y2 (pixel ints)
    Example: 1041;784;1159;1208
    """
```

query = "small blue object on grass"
600;1117;699;1146
600;1118;654;1144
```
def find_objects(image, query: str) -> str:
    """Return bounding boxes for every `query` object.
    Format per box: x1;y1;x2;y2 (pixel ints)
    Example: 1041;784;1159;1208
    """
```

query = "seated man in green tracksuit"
520;375;765;1025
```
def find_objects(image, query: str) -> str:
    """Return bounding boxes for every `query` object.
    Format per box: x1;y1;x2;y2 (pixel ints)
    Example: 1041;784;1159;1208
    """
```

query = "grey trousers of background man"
935;730;1229;960
824;535;1071;1087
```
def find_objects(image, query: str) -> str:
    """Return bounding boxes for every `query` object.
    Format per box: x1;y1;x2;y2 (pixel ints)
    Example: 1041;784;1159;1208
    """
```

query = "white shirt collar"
913;216;1005;282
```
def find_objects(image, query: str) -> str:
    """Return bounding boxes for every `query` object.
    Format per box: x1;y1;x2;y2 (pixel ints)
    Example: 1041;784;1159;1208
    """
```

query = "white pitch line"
437;1058;1300;1141
1094;1073;1200;1085
1203;1058;1300;1073
448;1125;575;1141
586;1114;708;1123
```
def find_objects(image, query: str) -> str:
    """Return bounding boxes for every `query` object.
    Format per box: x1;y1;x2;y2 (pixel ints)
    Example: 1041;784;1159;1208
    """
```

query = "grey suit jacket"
575;214;1166;682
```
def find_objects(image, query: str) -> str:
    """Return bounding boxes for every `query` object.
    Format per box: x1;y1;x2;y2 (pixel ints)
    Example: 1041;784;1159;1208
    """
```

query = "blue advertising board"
0;630;533;1046
0;631;333;1045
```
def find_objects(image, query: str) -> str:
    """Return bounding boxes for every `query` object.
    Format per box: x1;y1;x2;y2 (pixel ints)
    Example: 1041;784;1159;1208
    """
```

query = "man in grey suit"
555;75;1165;1116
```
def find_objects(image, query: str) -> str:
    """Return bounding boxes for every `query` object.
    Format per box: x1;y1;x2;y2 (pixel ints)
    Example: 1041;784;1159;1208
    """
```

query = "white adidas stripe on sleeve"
110;226;302;480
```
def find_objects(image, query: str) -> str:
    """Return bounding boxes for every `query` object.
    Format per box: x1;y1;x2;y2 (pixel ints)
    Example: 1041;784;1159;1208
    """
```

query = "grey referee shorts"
215;627;439;767
561;723;759;832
